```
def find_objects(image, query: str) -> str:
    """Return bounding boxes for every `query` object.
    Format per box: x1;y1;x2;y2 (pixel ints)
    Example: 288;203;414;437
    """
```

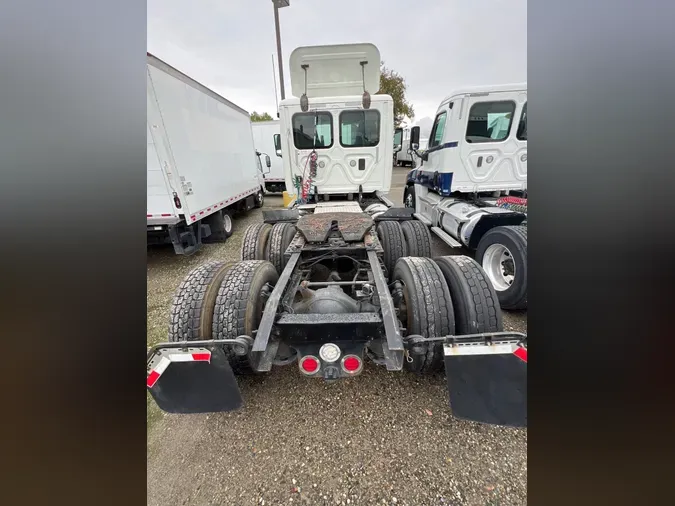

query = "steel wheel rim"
482;244;516;292
405;192;414;208
257;191;264;205
223;214;232;233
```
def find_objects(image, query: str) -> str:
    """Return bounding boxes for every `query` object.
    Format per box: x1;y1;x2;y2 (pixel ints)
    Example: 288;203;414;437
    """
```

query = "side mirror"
410;126;420;151
273;134;282;157
265;155;271;168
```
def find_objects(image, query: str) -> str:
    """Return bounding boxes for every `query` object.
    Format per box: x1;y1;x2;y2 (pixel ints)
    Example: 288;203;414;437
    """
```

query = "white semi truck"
148;44;528;427
405;84;528;309
251;120;286;193
146;53;270;255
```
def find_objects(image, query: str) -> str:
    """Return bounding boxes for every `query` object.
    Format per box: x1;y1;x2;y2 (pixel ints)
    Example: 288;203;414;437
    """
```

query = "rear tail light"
341;354;363;375
299;355;320;375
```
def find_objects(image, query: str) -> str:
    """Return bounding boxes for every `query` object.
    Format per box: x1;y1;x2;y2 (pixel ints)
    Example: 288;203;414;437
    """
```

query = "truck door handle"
477;156;483;168
358;158;365;171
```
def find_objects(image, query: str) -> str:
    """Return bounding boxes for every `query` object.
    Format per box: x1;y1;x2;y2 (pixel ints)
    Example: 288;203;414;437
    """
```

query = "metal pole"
272;54;279;116
273;4;286;100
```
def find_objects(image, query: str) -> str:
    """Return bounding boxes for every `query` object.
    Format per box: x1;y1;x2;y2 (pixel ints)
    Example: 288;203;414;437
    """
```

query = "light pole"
272;0;289;101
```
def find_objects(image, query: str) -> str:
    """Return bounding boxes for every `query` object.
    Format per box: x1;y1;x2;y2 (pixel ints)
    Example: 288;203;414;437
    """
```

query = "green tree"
378;63;414;127
250;111;274;122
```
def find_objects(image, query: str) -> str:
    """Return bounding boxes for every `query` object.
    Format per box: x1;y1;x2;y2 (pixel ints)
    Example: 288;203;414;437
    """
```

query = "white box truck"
251;120;286;193
146;53;269;255
404;84;528;309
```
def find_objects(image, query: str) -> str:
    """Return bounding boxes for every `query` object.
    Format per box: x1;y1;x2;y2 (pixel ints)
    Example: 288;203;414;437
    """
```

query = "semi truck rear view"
147;44;527;428
146;53;268;255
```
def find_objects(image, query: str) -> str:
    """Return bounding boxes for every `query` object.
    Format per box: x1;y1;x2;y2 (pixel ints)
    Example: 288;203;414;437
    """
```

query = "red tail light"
341;355;363;374
299;356;320;375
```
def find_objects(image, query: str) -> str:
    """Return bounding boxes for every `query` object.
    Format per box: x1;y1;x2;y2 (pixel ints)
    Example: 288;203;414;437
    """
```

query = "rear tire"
476;226;527;310
254;188;265;208
168;261;234;342
202;210;233;243
377;221;407;280
392;257;455;373
434;255;503;334
265;222;297;274
241;223;272;261
212;260;279;374
222;210;234;238
401;220;432;257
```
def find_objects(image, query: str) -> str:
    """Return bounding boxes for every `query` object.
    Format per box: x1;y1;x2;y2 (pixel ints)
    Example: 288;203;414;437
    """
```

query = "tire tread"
213;260;278;373
401;220;432;257
168;261;233;342
394;257;454;373
377;221;407;279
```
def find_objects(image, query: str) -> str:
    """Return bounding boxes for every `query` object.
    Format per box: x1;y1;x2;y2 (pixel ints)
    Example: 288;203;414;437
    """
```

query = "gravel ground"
147;167;527;505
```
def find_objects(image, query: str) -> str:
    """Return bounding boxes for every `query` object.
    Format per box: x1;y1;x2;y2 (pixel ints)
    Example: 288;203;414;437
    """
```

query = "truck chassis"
147;195;527;427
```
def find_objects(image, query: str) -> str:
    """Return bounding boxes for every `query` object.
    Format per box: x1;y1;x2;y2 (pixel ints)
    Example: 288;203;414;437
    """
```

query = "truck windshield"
292;112;333;149
340;110;380;147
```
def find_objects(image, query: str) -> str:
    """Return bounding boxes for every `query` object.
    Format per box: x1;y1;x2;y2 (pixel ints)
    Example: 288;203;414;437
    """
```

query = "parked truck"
404;84;528;309
394;127;427;167
251;120;286;193
146;53;269;255
147;45;527;428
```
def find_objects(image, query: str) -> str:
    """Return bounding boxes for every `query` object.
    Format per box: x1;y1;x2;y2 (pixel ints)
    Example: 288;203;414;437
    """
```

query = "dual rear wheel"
168;259;278;374
169;220;503;377
391;255;503;374
378;220;503;374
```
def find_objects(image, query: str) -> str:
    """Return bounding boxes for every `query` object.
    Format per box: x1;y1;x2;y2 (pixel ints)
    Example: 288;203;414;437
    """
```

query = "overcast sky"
148;0;526;132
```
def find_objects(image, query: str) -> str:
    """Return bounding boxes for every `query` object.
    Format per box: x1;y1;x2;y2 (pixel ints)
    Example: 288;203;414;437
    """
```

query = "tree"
250;111;274;122
378;63;414;127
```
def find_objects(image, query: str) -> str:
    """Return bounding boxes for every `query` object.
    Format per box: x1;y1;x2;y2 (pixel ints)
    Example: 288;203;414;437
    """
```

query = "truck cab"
405;84;528;310
274;43;394;201
411;84;527;198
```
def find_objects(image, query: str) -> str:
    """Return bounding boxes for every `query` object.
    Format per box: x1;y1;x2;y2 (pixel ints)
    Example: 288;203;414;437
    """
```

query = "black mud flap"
147;346;243;414
444;342;527;427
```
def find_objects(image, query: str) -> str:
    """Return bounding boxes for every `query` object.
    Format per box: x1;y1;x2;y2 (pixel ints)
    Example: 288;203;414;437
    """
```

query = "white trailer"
272;43;394;201
405;83;528;309
146;53;268;255
251;120;286;193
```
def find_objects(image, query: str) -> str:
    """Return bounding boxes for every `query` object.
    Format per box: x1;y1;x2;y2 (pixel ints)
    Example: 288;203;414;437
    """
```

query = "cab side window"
428;112;447;148
516;102;527;141
465;101;516;143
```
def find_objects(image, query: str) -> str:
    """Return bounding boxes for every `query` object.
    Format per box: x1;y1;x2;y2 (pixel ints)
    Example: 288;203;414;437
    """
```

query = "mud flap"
147;346;243;414
444;342;527;427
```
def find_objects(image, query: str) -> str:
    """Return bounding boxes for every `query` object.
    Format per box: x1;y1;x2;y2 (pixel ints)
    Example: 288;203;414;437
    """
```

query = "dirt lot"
147;166;527;506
